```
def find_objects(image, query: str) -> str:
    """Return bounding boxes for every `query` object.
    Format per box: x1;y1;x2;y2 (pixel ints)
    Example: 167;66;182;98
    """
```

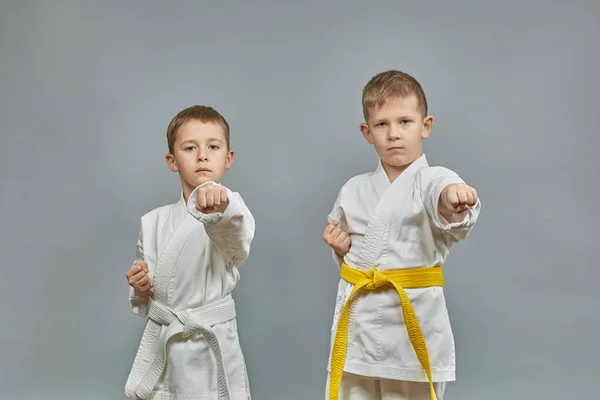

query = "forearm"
129;286;149;316
129;228;150;316
420;167;481;238
205;206;255;264
188;187;255;265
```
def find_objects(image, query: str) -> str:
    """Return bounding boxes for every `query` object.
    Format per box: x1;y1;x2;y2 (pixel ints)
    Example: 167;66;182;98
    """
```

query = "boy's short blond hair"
362;70;428;122
167;105;230;153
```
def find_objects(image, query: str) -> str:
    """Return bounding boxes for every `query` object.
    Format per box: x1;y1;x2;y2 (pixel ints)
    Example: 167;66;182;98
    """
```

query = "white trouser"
326;372;447;400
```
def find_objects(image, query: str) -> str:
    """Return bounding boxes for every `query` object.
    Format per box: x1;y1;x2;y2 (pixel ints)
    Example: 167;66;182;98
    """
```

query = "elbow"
230;250;250;268
225;234;253;268
129;300;149;317
235;241;253;267
237;217;255;266
448;227;472;242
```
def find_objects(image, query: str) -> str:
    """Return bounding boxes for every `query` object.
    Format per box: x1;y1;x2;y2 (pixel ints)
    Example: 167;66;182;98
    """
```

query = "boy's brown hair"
166;105;230;153
362;70;428;122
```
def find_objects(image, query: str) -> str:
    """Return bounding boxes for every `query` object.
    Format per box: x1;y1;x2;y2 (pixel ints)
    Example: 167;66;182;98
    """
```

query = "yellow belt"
328;262;445;400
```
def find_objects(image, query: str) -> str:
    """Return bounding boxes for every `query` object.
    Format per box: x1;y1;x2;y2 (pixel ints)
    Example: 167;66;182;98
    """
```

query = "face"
360;95;433;181
165;120;234;199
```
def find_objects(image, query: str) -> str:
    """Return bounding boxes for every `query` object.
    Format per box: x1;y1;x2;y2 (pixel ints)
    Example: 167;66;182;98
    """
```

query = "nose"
197;150;208;161
388;126;401;141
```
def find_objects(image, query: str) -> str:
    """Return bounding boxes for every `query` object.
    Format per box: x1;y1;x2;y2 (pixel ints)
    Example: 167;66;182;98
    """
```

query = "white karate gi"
125;181;255;400
326;155;481;399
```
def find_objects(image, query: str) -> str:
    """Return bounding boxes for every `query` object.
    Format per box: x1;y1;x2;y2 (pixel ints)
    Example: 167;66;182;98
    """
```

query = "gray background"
1;1;598;399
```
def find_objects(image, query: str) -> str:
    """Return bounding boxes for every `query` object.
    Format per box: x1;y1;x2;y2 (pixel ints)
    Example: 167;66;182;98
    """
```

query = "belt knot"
174;310;204;338
364;268;388;289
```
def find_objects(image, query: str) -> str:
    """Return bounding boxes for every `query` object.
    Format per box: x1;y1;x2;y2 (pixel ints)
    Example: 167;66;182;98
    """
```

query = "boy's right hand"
126;260;153;298
322;219;351;257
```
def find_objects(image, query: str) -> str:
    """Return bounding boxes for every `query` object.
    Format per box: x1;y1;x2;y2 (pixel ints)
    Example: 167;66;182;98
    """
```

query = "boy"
124;105;255;400
322;70;481;400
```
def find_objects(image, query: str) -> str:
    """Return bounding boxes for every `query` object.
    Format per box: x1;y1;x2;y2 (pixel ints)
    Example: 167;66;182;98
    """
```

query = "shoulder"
415;164;460;182
414;164;465;196
140;201;179;222
338;171;372;195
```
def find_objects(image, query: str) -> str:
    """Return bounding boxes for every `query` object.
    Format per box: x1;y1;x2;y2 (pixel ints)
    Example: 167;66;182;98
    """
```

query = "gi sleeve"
187;181;256;268
128;226;150;317
327;186;348;269
417;166;481;243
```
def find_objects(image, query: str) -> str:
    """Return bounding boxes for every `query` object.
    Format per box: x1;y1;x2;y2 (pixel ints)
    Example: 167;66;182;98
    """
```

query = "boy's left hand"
439;183;478;214
196;185;229;214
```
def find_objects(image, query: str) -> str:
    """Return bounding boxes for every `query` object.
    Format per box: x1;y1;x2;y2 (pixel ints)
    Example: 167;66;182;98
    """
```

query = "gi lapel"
356;155;429;269
152;194;197;304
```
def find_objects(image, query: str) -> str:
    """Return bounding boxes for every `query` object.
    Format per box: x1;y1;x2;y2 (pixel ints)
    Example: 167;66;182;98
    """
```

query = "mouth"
388;146;404;151
195;167;212;173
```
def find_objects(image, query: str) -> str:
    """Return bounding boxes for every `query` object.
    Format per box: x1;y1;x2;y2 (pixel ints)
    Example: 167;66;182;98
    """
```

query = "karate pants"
326;372;446;400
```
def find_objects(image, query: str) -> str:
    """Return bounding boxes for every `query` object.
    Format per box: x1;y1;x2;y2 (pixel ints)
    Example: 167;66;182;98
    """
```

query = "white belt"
125;295;237;399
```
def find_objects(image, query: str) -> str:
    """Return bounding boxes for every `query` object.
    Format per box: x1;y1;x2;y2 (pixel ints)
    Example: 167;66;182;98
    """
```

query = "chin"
386;152;421;167
185;177;212;188
382;158;409;168
196;177;213;186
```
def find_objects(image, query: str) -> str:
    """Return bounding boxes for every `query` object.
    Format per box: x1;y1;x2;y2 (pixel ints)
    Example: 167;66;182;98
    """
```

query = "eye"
376;122;386;127
185;146;195;151
209;144;220;150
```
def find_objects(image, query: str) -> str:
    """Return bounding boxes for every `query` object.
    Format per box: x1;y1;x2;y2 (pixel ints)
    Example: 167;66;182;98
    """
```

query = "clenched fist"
439;183;478;215
126;260;153;298
196;185;229;214
322;219;351;257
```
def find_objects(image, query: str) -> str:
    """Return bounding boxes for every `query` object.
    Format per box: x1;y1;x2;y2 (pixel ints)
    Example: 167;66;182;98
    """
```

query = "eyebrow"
179;137;225;146
374;116;414;122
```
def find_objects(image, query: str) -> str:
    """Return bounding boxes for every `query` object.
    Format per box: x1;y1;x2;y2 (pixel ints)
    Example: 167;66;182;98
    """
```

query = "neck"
381;153;422;183
181;179;194;205
382;163;405;183
182;189;191;205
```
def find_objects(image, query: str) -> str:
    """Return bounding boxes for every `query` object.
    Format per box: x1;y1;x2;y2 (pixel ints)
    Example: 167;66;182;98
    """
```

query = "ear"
360;123;374;144
224;149;235;170
165;153;178;172
421;115;434;139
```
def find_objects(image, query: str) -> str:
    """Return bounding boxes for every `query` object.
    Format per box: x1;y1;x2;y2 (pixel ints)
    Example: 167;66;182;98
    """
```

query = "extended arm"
187;182;255;267
418;167;481;243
